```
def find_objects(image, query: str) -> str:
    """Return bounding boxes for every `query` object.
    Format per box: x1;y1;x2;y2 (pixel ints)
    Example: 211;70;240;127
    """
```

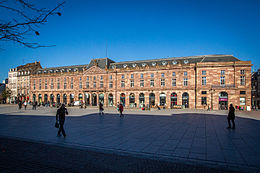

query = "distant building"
0;83;6;103
8;61;42;103
30;55;252;110
252;69;260;109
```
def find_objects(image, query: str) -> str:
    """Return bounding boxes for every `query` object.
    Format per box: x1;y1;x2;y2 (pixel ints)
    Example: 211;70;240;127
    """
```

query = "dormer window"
112;65;116;69
152;62;156;66
162;61;167;65
142;63;146;67
123;64;127;68
44;71;47;73
55;70;59;72
74;68;78;72
172;61;177;65
184;60;189;64
132;64;137;67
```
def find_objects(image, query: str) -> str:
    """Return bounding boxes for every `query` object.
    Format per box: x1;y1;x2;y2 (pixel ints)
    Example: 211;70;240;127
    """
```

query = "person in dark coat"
99;102;104;115
227;104;235;129
18;101;22;109
119;103;124;117
56;104;68;137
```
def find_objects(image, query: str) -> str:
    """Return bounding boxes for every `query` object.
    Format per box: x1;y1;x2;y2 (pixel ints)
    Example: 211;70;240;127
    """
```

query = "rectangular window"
184;71;187;76
100;81;103;88
109;81;113;88
240;70;245;75
140;74;144;79
140;80;144;87
240;97;246;105
93;76;96;80
130;80;134;87
172;72;176;77
201;91;207;94
57;79;60;89
100;76;103;80
184;78;188;86
151;73;154;78
45;79;47;89
33;80;36;90
131;74;134;78
121;80;125;88
202;71;206;75
109;75;112;80
172;79;176;86
121;75;124;79
39;79;41;90
221;70;225;75
87;76;89;81
161;73;165;78
71;77;73;89
86;81;89;88
150;79;154;87
93;81;96;88
202;77;206;85
240;76;245;85
220;76;225;85
51;79;54;89
64;78;67;89
240;91;246;95
79;77;82;89
201;97;207;105
161;79;165;87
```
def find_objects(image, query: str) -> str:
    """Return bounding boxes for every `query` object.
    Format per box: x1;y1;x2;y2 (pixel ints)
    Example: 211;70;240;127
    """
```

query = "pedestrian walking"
24;101;27;110
119;103;124;117
18;101;22;109
227;104;235;129
56;104;68;137
99;102;104;115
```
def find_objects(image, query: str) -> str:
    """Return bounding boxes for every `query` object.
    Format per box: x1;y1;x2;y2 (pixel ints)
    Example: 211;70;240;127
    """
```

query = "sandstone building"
30;55;252;110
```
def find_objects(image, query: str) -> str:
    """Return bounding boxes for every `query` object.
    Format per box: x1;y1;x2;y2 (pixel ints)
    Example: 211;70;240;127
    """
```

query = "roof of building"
109;54;240;69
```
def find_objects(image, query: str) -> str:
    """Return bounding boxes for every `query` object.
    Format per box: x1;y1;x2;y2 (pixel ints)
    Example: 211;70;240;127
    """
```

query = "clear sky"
1;0;260;82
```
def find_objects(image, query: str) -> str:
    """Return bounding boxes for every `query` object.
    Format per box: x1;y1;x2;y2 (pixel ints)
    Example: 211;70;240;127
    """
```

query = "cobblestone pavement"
0;137;242;172
0;105;260;172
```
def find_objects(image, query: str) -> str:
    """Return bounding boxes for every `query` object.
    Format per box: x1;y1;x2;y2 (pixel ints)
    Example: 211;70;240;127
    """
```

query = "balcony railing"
211;84;235;89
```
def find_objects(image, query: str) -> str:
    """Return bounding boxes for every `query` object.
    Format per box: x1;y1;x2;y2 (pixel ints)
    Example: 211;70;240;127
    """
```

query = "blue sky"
1;0;260;82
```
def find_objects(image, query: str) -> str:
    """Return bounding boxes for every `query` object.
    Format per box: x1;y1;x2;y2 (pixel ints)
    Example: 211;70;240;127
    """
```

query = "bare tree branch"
0;0;65;48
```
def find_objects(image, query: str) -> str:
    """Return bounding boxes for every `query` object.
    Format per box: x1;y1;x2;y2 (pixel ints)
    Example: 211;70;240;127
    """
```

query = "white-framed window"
161;79;165;87
150;79;154;87
131;74;134;79
71;77;73;89
172;72;176;77
79;77;82;89
240;97;246;105
140;73;144;79
109;81;113;88
130;80;134;87
121;80;125;88
151;73;154;78
140;80;144;87
240;76;245;85
45;79;47;89
240;70;245;75
172;79;176;86
51;79;54;89
184;71;187;76
161;73;165;78
220;76;225;85
184;78;188;86
202;71;206;75
221;70;225;75
202;77;206;85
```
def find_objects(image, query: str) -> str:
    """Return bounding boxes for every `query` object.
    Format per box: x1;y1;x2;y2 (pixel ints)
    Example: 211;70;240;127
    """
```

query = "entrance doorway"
219;92;228;110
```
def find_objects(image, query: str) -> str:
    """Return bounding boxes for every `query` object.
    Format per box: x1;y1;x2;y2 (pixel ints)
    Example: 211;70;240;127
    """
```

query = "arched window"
99;93;104;104
63;94;67;104
44;94;48;103
139;93;145;107
129;93;135;107
57;94;60;104
50;94;54;103
38;94;42;103
171;93;177;107
108;94;113;106
182;92;189;108
160;93;166;106
120;93;125;106
79;93;83;101
70;94;74;104
149;93;155;107
92;93;97;106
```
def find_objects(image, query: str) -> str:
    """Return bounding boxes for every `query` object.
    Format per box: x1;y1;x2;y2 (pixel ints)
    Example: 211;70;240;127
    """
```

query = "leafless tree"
0;0;65;48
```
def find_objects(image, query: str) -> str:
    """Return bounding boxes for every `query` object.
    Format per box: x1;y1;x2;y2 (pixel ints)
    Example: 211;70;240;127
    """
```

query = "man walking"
227;104;235;129
56;104;68;137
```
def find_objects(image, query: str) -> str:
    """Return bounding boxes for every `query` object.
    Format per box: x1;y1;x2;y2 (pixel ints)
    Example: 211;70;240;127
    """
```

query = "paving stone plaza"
0;105;259;172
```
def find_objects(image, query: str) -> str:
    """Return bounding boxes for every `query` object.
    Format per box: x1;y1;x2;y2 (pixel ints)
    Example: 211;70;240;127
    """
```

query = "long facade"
30;55;252;110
